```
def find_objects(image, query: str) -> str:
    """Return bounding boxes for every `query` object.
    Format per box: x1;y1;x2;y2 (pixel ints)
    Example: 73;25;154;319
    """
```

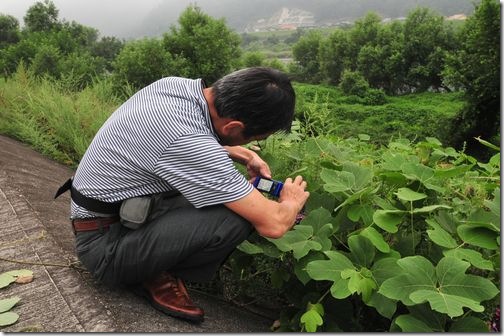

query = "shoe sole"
131;285;204;323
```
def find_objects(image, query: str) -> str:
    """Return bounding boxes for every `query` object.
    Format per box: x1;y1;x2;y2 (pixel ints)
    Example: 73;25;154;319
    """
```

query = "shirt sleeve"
153;133;254;208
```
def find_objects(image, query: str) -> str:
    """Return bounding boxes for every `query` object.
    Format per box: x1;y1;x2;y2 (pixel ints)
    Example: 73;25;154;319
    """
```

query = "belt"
72;217;119;234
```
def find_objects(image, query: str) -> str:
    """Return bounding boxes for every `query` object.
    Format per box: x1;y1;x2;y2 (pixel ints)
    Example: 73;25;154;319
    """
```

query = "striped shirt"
71;77;254;218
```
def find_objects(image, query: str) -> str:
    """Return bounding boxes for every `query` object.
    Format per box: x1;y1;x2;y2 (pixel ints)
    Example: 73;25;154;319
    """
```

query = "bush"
339;70;369;97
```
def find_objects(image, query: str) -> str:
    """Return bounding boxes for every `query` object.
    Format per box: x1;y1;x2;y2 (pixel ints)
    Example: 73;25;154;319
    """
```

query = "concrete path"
0;135;271;332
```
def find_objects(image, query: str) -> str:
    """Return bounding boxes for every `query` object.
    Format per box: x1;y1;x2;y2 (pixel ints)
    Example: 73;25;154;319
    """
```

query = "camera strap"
54;177;122;214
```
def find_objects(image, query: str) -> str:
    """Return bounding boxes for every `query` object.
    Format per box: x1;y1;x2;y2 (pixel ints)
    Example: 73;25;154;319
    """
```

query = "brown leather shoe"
135;272;204;322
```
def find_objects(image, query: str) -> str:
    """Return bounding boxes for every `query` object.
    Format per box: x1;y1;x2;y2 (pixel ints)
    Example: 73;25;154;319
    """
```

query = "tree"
291;30;323;83
319;29;350;85
402;7;454;91
443;0;500;153
162;5;241;84
23;0;60;33
0;14;20;48
241;51;265;67
112;38;177;90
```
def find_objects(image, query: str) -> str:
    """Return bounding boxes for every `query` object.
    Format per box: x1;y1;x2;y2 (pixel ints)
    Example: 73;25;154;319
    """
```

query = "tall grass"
0;64;121;167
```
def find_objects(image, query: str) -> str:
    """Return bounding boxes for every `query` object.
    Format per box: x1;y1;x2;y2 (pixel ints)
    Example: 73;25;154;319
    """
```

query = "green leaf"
300;308;323;332
378;256;436;305
367;292;397;319
0;273;16;289
426;218;458;248
394;314;433;332
306;251;355;281
395;187;427;202
321;168;355;193
373;209;404;233
237;240;263;255
381;256;498;317
457;224;499;249
302;207;333;233
449;316;490;332
409;290;483;318
360;227;390;253
434;164;473;179
347;204;374;225
294;252;326;285
268;225;322;259
442;248;494;271
348;235;375;267
484;187;500;217
0;297;20;313
0;312;19;327
401;162;435;184
343;162;373;190
412;204;451;213
371;257;402;285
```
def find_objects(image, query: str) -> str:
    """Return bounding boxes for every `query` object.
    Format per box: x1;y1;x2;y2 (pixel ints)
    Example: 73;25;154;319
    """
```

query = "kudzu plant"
236;134;500;332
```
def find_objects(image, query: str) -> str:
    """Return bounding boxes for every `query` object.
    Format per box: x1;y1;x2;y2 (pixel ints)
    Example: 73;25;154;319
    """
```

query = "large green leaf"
348;235;375;267
380;256;499;317
342;162;373;190
367;292;397;319
294;251;326;285
442;248;494;271
360;227;390;253
449;316;490;332
409;290;483;318
237;240;263;255
306;251;355;299
484;187;500;217
347;204;374;226
412;204;451;213
379;256;436;305
425;218;458;248
341;269;376;302
395;187;427;202
434;164;473;179
394;315;433;332
306;251;354;281
268;225;322;259
457;224;499;250
371;257;402;285
302;207;332;233
373;209;404;233
321;168;355;193
401;162;435;184
0;297;20;313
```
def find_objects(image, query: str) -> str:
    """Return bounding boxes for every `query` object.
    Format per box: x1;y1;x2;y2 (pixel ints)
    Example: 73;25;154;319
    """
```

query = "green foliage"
112;38;174;90
0;14;20;48
23;0;60;33
339;70;369;97
291;30;323;83
443;0;500;154
234;129;499;331
162;5;241;84
0;65;120;166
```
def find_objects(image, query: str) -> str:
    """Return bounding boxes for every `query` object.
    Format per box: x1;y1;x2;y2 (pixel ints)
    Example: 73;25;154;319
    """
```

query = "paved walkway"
0;135;271;332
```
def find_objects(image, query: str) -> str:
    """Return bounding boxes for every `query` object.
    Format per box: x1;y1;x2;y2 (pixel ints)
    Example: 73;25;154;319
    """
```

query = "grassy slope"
0;70;465;167
293;82;465;145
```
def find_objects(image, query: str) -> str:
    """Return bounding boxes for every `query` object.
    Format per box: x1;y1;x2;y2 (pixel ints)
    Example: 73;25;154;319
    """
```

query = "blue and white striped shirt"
71;77;254;218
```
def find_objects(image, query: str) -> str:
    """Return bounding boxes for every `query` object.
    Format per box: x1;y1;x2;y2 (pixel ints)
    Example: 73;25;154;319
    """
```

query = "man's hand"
224;145;271;179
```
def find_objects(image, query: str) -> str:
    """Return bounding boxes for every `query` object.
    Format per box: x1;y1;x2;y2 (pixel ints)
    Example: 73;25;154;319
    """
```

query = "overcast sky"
0;0;166;37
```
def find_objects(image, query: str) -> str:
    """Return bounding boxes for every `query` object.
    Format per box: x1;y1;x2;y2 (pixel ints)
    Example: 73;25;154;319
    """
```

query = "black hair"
212;67;296;138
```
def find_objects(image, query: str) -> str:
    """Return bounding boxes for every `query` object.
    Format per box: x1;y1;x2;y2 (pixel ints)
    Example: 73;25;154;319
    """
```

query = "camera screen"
257;178;273;191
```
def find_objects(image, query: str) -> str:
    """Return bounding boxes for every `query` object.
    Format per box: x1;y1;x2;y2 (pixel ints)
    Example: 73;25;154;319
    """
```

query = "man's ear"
221;120;245;136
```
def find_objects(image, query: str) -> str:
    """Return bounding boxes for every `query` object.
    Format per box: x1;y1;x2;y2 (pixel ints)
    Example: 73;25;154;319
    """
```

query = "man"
59;67;309;322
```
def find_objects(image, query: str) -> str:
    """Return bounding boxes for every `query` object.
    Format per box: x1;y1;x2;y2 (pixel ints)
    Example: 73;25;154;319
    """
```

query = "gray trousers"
75;192;253;286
